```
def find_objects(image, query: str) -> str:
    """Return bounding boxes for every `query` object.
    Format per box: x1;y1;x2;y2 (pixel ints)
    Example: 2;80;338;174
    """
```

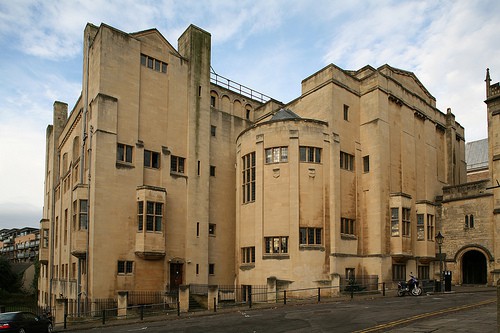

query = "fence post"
249;289;252;308
102;310;106;325
140;305;144;320
214;298;217;312
318;287;321;303
382;282;386;296
64;314;67;329
177;300;180;316
283;290;287;305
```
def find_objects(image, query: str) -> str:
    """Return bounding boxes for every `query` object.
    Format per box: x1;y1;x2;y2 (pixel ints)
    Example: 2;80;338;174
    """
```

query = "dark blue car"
0;311;52;333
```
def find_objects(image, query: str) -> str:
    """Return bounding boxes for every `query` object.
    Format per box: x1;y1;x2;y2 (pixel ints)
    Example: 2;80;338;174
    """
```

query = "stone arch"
454;245;491;285
233;99;243;118
210;90;219;108
221;95;231;113
72;136;80;162
245;104;253;120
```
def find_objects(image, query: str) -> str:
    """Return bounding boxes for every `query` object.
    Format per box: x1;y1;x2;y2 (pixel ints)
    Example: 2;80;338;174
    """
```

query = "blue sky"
1;0;499;229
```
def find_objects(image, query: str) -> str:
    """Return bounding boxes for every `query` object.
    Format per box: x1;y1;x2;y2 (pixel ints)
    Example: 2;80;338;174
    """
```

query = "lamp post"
435;231;444;292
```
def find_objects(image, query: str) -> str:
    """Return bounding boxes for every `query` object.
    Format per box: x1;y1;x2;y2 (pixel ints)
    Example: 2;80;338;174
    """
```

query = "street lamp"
435;231;444;292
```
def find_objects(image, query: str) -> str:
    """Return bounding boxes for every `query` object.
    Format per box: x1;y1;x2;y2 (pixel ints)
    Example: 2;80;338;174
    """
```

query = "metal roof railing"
210;68;271;104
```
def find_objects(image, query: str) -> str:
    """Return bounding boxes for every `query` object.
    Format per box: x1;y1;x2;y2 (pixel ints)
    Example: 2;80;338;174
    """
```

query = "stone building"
439;69;500;286
39;21;481;310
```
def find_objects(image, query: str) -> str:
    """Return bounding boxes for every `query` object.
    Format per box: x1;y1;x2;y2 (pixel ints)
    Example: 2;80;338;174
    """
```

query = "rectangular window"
154;59;161;71
264;236;288;254
211;96;216;107
196;222;200;237
140;54;147;66
72;201;77;230
144;150;160;169
427;214;434;241
363;155;370;173
242;152;256;203
341;217;355;235
42;229;49;248
117;260;133;274
209;223;216;236
209;263;215;275
147;57;153;69
402;208;411;237
64;209;68;245
299;227;322;245
392;264;406;281
391;207;399;236
171;155;185;174
210;165;216;177
211;125;216;137
161;63;167;73
137;201;162;232
196;264;199;275
417;214;425;241
117;143;133;163
340;151;354;171
343;104;349;121
79;200;88;230
242;247;256;263
265;147;288;163
299;146;321;163
418;265;430;280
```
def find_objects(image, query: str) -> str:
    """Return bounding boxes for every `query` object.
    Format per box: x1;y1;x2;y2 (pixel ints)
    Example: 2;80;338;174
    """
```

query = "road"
63;291;497;333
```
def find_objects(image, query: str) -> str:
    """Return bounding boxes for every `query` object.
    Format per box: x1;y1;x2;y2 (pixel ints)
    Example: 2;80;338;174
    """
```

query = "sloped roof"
270;109;301;121
466;138;488;171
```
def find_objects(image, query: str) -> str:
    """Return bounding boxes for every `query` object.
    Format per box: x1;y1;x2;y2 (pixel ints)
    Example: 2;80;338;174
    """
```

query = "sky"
0;0;499;229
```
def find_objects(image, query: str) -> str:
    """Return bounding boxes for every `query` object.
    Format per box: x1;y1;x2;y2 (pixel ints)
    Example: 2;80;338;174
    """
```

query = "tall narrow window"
343;104;349;121
242;152;256;203
417;214;424;241
391;208;399;236
340;151;354;171
363;155;370;173
210;165;216;177
402;208;411;237
137;201;144;231
79;200;88;230
209;263;215;275
427;214;434;240
341;218;355;235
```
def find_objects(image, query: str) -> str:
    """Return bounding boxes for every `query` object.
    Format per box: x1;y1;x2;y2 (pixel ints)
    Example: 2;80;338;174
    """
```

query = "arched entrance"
462;250;487;284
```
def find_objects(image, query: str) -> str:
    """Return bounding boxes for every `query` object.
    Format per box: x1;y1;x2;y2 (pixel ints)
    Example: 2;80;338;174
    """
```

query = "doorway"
169;263;183;290
462;250;487;284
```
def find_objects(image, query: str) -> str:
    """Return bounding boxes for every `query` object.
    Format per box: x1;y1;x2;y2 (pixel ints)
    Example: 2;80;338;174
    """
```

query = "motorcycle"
397;274;422;296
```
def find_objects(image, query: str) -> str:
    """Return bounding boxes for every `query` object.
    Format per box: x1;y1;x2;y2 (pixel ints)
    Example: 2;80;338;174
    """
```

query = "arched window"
469;215;474;228
465;215;469;228
210;91;219;108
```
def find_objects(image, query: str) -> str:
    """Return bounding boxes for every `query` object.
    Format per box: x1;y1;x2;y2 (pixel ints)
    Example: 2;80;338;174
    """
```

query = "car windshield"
0;313;17;320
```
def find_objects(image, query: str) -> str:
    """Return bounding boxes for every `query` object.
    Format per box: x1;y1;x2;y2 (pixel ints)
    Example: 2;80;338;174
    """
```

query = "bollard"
214;297;217;312
283;290;287;305
318;287;321;303
140;305;144;320
382;282;386;296
64;314;67;329
249;289;252;308
177;300;180;316
102;310;106;325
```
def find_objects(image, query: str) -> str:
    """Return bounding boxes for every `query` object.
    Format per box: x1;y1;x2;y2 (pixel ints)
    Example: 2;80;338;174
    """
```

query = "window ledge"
341;234;357;240
299;245;325;251
263;254;289;260
116;161;134;169
239;263;255;271
170;171;187;178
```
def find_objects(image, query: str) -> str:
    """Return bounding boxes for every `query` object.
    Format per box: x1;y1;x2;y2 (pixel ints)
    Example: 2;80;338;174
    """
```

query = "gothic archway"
462;250;487;284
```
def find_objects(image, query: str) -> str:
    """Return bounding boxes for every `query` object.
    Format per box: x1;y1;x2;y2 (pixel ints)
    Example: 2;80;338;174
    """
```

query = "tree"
0;256;21;293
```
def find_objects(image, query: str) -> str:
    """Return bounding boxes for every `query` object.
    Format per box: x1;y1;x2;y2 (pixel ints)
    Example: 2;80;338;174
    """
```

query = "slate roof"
466;138;488;171
270;109;301;121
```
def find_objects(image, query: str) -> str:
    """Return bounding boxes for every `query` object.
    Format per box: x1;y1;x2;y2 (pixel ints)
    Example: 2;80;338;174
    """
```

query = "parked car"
0;311;52;333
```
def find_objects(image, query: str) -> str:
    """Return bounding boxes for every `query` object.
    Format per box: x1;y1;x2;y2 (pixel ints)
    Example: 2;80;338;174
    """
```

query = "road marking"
127;327;148;331
352;298;496;333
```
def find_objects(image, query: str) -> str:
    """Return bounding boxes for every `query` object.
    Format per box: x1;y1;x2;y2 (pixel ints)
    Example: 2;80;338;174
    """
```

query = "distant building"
0;227;40;263
39;21;498;311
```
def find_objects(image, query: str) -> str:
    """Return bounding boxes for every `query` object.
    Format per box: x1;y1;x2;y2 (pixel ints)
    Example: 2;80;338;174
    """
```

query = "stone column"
207;285;218;311
54;298;68;326
179;285;190;313
267;277;277;303
117;291;128;318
